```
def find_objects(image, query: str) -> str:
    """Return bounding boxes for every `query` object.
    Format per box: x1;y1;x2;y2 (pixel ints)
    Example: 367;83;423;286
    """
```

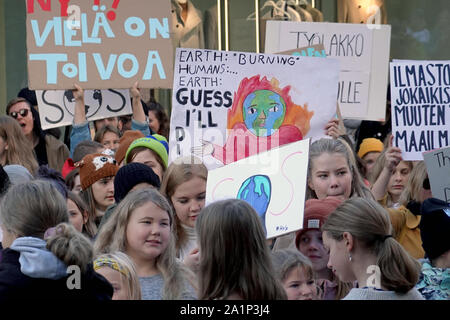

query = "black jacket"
0;248;113;300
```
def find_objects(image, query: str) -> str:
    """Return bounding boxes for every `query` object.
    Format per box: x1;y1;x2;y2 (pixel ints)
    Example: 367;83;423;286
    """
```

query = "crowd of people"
0;83;448;301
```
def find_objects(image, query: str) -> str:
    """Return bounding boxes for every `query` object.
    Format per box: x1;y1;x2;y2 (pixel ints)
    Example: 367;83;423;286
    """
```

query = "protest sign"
423;146;450;203
26;0;173;89
169;48;339;170
35;88;131;129
390;60;450;160
265;21;391;120
277;44;326;58
205;138;310;239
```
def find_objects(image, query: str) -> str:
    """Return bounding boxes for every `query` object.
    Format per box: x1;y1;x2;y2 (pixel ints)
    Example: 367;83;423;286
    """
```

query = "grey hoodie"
9;237;68;280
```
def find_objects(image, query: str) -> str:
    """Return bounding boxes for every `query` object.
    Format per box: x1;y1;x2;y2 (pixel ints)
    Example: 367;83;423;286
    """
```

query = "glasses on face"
9;108;29;119
422;178;430;190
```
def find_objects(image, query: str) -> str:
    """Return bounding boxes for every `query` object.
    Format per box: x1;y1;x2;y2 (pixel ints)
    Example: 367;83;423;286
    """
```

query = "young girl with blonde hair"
322;197;423;300
94;251;142;300
0;115;38;175
306;138;373;201
160;156;207;268
196;199;287;300
94;188;197;300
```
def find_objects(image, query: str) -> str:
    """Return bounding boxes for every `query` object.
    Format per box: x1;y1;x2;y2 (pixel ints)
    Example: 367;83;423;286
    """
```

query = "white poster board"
423;146;450;203
36;89;132;129
205;139;310;239
169;48;339;170
265;21;391;121
390;60;450;160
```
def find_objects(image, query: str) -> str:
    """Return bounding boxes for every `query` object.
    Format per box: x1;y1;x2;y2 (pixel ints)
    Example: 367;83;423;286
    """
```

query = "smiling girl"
94;188;197;300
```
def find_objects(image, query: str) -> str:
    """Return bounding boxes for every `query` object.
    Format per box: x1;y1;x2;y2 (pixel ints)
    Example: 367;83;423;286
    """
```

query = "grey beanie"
3;165;33;185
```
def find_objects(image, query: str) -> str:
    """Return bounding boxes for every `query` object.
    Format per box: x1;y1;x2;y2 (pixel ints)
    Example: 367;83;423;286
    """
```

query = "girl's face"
101;131;120;152
148;111;160;134
95;266;129;300
67;198;87;233
125;201;171;262
131;149;164;182
322;232;354;283
171;176;206;228
8;101;34;137
92;176;115;213
387;161;411;201
282;266;316;300
308;153;352;200
297;230;329;273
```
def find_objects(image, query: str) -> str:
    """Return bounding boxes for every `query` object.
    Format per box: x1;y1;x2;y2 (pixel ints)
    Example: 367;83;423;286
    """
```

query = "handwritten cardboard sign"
423;146;450;203
169;48;339;170
277;44;327;58
390;60;450;160
26;0;173;89
36;88;131;129
265;21;391;121
205;138;310;239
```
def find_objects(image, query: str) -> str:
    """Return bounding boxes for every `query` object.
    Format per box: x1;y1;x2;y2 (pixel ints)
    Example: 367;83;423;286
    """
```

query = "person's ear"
342;232;354;252
82;210;89;224
307;178;315;191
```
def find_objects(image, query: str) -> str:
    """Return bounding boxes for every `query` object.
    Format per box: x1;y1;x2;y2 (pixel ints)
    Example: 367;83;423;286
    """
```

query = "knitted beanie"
114;162;161;203
357;138;384;159
420;198;450;260
125;134;169;168
78;153;119;190
115;130;145;165
295;197;343;248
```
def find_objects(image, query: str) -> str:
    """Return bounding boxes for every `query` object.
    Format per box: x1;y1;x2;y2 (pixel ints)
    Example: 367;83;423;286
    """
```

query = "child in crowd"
357;137;384;179
322;197;423;300
94;251;142;300
295;197;352;300
369;136;413;208
160;156;207;269
67;190;94;239
0;180;113;300
124;135;169;182
415;197;450;300
94;188;197;300
78;153;119;235
271;249;318;300
98;162;161;231
306;138;373;201
386;161;430;259
146;98;170;140
65;168;82;194
0;115;39;175
196;199;286;300
94;125;121;153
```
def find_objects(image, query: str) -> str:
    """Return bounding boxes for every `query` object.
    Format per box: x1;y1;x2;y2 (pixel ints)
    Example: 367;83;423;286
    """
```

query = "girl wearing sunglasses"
6;97;69;172
386;161;432;259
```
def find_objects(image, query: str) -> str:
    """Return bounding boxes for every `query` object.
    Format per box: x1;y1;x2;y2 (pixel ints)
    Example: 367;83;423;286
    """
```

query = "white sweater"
343;287;425;300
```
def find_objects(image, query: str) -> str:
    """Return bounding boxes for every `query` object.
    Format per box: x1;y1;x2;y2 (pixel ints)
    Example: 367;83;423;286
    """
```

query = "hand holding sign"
324;118;346;139
385;135;403;173
191;140;214;157
130;81;141;101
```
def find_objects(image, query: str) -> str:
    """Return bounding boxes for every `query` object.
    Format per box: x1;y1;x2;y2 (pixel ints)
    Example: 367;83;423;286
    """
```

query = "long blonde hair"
307;138;373;200
322;197;421;293
93;251;142;300
0;180;93;271
160;156;207;254
196;199;287;300
93;188;195;299
398;161;427;206
0;115;38;175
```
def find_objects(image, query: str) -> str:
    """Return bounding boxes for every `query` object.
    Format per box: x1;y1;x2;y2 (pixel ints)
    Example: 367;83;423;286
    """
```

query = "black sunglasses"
422;178;430;190
9;108;29;119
